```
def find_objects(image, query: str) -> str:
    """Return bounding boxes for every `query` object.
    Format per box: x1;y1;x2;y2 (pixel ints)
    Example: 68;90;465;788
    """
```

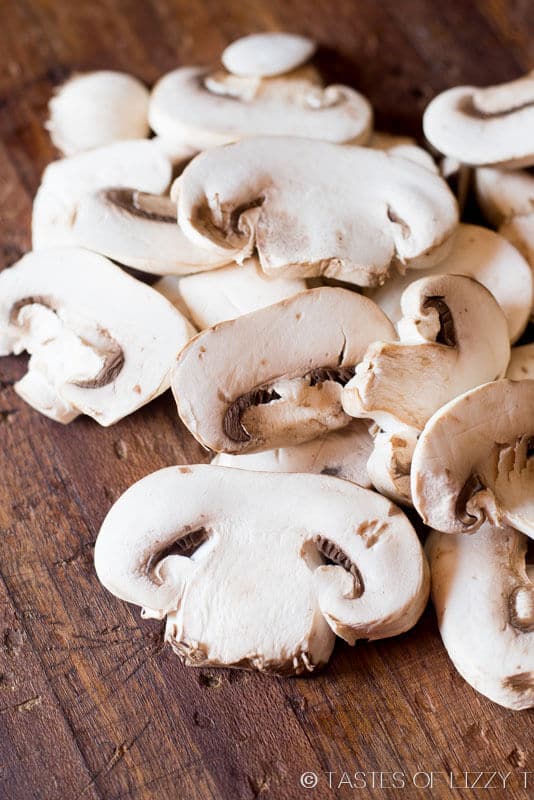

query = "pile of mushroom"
1;32;533;705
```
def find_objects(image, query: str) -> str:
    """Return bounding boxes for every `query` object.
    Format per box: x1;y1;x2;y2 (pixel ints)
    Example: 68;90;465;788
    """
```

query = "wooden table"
0;2;533;798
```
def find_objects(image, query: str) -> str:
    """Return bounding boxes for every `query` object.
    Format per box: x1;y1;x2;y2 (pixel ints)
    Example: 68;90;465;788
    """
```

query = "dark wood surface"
1;2;533;798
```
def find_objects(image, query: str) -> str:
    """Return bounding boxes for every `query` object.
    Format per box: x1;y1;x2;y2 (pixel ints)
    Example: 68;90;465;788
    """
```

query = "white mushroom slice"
95;465;429;673
212;420;373;488
499;213;534;320
32;140;172;250
71;188;230;275
423;72;534;167
426;523;534;710
343;275;510;505
175;137;458;288
366;428;419;506
368;132;437;173
149;67;372;149
0;248;192;426
369;224;533;343
507;344;534;380
343;274;510;431
411;379;534;538
222;33;316;78
171;258;306;328
204;63;323;101
171;287;396;454
151;136;199;168
46;71;150;156
475;167;534;226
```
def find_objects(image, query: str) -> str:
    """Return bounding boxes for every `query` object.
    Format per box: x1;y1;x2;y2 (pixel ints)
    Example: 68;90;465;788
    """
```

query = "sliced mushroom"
157;257;305;329
475;166;534;226
426;523;534;710
507;344;534;380
149;66;372;149
171;287;396;454
366;428;419;506
0;248;193;425
423;72;534;167
70;188;231;274
369;224;533;343
368;131;438;173
222;33;316;78
46;71;150;156
212;419;373;488
94;465;429;673
32;140;172;250
411;379;534;537
499;213;534;321
344;274;510;431
343;275;510;504
175;137;458;287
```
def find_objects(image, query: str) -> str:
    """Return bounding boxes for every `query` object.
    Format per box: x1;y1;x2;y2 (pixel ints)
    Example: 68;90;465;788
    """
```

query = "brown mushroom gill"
148;528;210;578
10;297;124;390
423;296;456;347
222;366;355;442
455;473;485;526
314;534;364;596
462;95;534;119
106;188;178;223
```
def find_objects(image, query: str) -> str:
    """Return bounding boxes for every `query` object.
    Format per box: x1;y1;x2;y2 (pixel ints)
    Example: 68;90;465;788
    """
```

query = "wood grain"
0;1;533;798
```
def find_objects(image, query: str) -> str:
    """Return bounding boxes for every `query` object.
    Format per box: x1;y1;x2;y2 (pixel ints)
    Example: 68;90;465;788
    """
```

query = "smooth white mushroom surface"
149;67;372;149
212;419;373;488
499;214;534;321
32;140;172;250
70;188;230;275
423;72;534;167
222;32;316;78
0;248;193;426
475;167;534;226
95;465;429;673
46;70;150;156
507;344;534;380
175;137;458;287
368;131;437;173
427;524;534;710
411;379;534;538
171;287;396;454
158;258;306;329
369;223;533;343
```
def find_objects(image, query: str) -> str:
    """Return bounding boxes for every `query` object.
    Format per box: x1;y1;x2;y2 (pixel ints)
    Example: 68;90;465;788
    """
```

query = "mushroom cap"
426;523;534;710
95;465;428;673
423;74;534;167
0;248;192;426
149;67;372;148
343;274;510;431
411;379;534;537
71;188;230;274
507;344;534;380
176;137;458;287
221;33;316;78
171;257;306;329
46;70;150;156
172;286;396;454
369;224;533;343
475;167;534;226
32;140;172;251
212;419;373;489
